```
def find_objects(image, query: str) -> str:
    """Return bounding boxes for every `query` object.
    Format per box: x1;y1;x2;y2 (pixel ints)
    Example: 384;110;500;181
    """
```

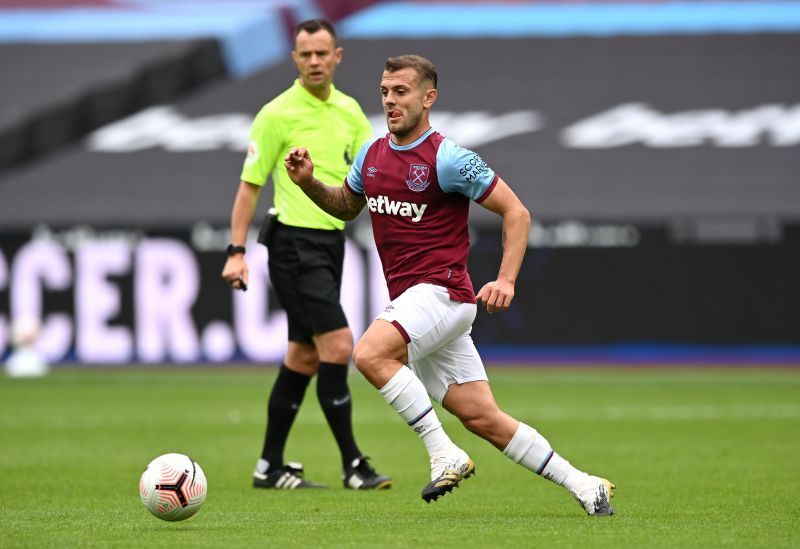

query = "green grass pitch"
1;367;799;547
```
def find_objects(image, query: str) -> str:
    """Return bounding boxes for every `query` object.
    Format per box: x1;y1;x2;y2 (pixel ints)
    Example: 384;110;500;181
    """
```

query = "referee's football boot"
570;474;615;516
421;448;475;503
343;456;393;490
252;461;327;489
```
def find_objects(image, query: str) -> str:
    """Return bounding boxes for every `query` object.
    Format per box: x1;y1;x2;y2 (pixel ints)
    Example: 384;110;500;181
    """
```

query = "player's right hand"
284;147;314;185
476;278;515;314
222;256;249;291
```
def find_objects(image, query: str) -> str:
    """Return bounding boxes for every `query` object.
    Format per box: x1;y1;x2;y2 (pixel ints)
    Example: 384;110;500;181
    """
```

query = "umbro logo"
366;166;377;178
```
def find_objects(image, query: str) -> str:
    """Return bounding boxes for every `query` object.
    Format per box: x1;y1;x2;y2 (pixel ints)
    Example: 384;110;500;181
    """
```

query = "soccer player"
221;19;391;491
283;55;615;514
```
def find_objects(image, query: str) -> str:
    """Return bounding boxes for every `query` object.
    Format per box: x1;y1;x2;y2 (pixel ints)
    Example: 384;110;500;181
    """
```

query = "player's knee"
352;340;377;374
460;415;489;437
460;409;502;438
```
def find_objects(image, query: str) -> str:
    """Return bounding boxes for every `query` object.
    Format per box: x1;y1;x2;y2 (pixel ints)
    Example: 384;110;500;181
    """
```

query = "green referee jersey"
241;79;374;230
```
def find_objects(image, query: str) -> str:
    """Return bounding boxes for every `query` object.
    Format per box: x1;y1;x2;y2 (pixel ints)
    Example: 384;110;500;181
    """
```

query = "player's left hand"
284;147;314;185
476;279;515;314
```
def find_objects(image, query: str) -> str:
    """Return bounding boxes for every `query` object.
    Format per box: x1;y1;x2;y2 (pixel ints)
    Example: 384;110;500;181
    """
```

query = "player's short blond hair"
384;55;438;89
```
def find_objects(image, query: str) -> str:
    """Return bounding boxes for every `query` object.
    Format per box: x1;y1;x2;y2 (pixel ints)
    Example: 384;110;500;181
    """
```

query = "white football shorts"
376;283;488;404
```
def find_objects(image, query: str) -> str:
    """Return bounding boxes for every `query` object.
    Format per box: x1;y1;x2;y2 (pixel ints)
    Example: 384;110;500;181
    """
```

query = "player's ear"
334;46;343;65
423;88;437;108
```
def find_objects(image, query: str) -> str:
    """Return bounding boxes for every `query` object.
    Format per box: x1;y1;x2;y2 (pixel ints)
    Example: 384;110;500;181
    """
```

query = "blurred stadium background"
1;0;798;366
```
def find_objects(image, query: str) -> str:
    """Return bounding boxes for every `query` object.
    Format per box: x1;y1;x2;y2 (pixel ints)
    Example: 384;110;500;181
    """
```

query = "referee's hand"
222;256;249;291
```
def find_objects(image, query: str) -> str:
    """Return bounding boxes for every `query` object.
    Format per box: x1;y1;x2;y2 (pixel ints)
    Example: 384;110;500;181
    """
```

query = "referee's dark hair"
295;18;337;44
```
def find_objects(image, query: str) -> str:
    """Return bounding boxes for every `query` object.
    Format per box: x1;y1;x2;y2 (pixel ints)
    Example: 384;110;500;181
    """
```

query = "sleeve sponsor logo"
459;154;489;183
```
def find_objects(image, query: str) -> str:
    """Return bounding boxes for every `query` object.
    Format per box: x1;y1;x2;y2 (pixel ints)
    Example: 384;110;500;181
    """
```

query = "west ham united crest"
406;163;431;192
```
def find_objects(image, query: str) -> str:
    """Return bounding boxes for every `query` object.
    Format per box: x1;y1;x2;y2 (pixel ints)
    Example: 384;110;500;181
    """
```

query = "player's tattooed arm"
302;180;366;221
284;147;366;220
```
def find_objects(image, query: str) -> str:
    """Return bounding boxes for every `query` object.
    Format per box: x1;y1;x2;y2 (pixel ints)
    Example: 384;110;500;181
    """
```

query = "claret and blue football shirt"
345;128;499;302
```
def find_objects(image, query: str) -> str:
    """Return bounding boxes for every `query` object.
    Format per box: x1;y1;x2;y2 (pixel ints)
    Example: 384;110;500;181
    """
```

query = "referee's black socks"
317;362;362;467
260;364;311;469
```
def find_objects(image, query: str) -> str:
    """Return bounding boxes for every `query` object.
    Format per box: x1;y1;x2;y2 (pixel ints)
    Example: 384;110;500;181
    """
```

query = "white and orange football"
139;453;207;521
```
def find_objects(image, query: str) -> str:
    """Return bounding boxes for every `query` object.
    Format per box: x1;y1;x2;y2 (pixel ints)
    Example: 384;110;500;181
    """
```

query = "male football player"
284;54;615;515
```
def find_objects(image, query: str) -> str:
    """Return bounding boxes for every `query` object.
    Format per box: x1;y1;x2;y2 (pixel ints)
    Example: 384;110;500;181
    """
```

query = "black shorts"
267;221;348;343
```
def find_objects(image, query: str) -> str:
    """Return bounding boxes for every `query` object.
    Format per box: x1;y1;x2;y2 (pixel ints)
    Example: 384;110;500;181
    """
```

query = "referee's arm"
229;180;261;246
222;180;262;289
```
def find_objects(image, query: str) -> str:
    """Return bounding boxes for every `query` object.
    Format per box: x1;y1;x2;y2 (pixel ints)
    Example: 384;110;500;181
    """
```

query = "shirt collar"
293;79;337;106
388;127;435;151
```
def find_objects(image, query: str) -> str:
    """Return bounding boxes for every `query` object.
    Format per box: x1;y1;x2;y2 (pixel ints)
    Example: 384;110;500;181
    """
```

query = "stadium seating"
0;1;798;363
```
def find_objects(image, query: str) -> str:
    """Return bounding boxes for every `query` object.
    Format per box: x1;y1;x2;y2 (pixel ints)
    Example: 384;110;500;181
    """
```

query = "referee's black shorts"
267;221;349;343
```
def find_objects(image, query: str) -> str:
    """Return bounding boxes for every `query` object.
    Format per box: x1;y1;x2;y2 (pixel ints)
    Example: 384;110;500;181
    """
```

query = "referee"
222;19;391;490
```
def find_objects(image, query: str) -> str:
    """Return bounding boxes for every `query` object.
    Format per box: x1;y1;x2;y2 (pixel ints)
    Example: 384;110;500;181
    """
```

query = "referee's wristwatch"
226;244;246;256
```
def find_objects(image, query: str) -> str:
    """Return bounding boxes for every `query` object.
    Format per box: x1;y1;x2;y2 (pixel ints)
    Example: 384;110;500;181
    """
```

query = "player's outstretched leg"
443;381;615;515
503;422;615;516
378;365;475;502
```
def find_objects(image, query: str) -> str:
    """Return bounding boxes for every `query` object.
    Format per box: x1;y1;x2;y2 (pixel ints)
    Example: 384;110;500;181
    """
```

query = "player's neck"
391;125;431;147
